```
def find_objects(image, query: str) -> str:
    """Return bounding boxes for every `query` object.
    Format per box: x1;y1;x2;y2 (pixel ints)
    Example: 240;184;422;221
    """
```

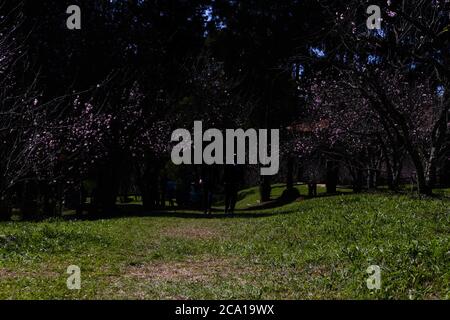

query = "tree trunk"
19;181;38;220
326;160;338;194
286;156;294;190
94;161;120;214
260;176;271;202
352;168;363;193
139;158;162;210
0;198;11;221
408;150;432;196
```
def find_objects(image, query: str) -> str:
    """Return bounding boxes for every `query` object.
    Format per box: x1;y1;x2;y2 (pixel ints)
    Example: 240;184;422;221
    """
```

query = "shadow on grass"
8;185;449;223
241;190;352;211
65;189;350;222
214;188;258;207
65;204;296;221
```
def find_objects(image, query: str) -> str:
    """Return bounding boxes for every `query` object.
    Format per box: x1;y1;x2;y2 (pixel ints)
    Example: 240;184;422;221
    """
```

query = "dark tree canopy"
0;0;448;219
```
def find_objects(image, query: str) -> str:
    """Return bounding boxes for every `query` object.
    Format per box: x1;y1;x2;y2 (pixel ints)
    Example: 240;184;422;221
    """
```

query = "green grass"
231;183;351;209
0;186;449;299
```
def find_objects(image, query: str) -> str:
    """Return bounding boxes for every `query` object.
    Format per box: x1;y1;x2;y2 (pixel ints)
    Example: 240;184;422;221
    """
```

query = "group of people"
199;163;242;215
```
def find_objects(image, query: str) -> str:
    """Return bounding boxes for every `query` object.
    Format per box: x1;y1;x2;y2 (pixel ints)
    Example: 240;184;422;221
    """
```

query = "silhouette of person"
200;165;217;215
308;181;317;197
224;163;240;214
166;180;176;207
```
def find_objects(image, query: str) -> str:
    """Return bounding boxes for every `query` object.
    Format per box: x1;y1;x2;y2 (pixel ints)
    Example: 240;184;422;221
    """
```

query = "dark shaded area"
0;0;449;222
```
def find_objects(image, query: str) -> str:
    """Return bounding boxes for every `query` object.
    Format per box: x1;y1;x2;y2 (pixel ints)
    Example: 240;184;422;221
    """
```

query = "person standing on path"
224;163;241;215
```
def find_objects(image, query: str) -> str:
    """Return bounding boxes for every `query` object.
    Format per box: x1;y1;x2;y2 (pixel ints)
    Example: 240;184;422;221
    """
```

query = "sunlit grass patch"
0;188;449;299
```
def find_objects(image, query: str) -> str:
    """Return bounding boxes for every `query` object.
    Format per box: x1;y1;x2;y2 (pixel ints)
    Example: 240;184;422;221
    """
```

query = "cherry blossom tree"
292;0;450;194
0;4;46;218
292;62;446;194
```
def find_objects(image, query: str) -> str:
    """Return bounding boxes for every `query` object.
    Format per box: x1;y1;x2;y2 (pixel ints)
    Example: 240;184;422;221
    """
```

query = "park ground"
0;184;449;299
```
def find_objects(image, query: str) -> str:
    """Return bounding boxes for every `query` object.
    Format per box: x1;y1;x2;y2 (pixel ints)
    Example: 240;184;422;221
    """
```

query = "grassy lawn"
0;186;449;300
